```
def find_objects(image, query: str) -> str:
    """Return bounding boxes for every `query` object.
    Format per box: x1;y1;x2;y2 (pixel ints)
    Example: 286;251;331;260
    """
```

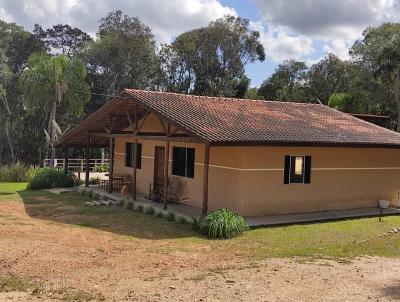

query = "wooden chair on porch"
149;176;189;203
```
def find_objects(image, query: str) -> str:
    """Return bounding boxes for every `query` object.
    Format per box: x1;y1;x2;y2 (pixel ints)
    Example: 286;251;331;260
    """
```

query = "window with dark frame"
172;147;195;178
284;155;311;184
125;143;142;169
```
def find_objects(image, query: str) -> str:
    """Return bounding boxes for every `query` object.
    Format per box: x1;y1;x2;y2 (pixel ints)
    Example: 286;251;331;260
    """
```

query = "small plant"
93;193;101;200
117;199;125;207
125;201;134;210
135;204;144;212
89;177;100;185
165;210;175;222
93;164;109;172
197;208;248;239
192;217;199;230
144;206;155;215
0;162;36;182
177;216;189;224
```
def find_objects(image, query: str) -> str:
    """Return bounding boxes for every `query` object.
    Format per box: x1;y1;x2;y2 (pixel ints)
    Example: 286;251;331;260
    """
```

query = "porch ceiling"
57;94;144;148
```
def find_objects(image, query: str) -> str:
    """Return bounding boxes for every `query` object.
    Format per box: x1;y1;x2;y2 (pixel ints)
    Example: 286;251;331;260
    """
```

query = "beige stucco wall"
112;112;400;217
237;146;400;216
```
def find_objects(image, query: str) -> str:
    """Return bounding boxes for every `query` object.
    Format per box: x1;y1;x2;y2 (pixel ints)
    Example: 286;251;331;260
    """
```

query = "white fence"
43;158;109;171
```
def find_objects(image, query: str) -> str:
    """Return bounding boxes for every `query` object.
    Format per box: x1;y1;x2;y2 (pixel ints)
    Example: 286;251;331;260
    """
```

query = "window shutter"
304;156;312;184
284;155;290;184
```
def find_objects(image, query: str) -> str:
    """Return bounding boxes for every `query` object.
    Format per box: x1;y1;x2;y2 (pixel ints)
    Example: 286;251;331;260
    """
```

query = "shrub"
117;199;125;206
27;168;76;190
177;216;189;224
165;210;175;222
0;162;36;182
125;201;134;210
89;177;100;185
192;217;199;230
144;206;155;215
135;204;144;212
197;209;248;239
93;164;109;172
93;193;101;201
101;195;108;201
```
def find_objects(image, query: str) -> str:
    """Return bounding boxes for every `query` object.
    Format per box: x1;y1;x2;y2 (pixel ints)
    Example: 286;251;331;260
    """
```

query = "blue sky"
0;0;399;87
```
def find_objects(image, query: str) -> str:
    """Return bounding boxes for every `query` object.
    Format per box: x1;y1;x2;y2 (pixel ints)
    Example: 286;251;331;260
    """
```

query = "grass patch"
0;275;42;294
3;184;400;259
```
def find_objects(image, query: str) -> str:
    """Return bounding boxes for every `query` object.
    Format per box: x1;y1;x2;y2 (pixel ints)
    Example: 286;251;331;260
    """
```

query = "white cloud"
252;0;400;41
251;22;314;62
0;0;236;43
252;0;400;62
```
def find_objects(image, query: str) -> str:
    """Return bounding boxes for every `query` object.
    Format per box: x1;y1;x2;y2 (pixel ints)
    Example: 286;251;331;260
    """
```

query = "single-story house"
58;89;400;217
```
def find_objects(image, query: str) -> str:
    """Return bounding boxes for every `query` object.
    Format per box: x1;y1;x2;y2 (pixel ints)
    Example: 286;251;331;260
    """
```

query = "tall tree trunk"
395;73;400;132
5;117;15;163
44;111;52;160
50;100;57;163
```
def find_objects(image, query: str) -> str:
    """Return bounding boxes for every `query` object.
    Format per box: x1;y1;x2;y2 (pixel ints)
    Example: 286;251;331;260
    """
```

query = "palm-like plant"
19;53;90;161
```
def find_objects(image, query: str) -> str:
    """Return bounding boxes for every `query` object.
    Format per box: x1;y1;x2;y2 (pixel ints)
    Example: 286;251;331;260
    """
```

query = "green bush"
117;199;126;207
144;206;155;215
177;216;189;224
165;210;175;222
198;209;248;239
125;201;134;210
27;168;76;190
93;164;109;172
135;204;144;212
0;162;36;182
89;177;100;185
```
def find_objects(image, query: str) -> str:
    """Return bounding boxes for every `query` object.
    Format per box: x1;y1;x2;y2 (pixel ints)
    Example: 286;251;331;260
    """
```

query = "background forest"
1;10;400;165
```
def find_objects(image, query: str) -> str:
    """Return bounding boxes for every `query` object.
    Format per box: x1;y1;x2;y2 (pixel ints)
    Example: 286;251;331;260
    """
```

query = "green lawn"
2;182;400;259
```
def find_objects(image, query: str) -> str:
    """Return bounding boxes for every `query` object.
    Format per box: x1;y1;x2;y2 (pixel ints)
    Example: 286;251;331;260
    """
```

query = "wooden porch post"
163;124;171;210
131;106;138;201
64;146;69;174
108;137;115;193
202;144;210;215
132;140;137;200
85;137;90;187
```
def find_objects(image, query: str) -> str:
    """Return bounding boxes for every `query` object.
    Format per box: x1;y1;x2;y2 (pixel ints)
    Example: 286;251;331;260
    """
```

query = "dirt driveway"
0;192;400;301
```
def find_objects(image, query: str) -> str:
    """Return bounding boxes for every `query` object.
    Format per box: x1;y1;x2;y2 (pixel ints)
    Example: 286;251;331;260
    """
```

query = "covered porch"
57;90;211;215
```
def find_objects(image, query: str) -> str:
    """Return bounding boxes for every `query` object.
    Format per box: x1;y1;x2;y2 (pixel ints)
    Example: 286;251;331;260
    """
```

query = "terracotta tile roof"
125;89;400;147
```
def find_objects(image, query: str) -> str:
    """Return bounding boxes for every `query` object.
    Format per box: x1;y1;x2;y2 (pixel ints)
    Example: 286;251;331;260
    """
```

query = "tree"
19;53;90;161
80;10;159;106
0;21;46;164
350;23;400;130
34;24;92;56
328;93;361;113
258;60;308;101
306;54;352;104
159;16;265;97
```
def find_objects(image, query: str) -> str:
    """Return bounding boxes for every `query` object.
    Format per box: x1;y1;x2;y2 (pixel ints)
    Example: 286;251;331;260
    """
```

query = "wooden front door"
153;146;165;191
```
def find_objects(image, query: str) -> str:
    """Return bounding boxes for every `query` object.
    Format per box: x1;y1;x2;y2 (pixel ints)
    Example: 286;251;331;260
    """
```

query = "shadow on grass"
381;281;400;300
0;192;15;196
18;189;198;240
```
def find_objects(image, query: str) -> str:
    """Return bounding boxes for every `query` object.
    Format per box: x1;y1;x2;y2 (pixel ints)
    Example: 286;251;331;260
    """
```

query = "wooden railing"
43;158;109;171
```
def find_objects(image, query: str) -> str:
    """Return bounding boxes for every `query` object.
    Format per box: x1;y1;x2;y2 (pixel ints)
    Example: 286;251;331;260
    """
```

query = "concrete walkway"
246;207;400;227
78;185;202;221
73;186;400;227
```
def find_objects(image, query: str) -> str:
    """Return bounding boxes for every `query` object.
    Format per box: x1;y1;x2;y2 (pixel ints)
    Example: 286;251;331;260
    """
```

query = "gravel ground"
0;199;400;301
